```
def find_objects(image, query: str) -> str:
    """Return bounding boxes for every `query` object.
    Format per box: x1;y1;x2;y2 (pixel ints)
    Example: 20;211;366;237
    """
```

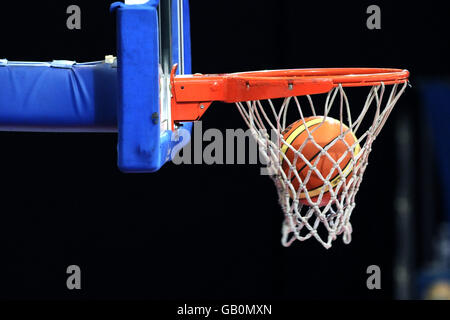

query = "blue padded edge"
112;0;193;172
113;1;162;172
0;61;117;132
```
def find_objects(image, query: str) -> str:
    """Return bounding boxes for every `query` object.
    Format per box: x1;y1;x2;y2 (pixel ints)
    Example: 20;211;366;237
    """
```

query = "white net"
235;82;408;249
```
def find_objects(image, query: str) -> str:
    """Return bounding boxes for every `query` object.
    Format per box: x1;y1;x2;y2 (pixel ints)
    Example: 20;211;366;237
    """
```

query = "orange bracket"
170;64;334;123
170;64;216;123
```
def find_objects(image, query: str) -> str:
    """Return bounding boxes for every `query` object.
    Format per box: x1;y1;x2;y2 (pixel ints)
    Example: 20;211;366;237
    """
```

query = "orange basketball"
281;116;361;207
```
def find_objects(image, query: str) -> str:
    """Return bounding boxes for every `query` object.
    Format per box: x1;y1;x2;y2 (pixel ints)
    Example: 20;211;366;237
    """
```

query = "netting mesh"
235;82;408;249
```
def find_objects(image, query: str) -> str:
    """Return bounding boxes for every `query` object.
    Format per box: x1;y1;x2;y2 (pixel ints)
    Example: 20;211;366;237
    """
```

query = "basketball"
281;116;361;207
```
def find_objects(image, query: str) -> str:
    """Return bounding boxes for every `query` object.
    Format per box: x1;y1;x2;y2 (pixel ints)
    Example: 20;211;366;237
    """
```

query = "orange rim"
230;68;410;87
171;66;409;122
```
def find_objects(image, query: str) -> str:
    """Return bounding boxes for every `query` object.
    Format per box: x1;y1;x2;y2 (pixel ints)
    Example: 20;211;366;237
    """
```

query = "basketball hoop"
171;67;410;249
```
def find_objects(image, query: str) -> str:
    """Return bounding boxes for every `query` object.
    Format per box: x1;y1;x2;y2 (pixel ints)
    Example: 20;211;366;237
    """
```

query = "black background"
0;0;448;300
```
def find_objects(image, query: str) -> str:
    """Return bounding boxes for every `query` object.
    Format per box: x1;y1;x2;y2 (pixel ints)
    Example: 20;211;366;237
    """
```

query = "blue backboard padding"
0;62;117;132
113;0;193;172
420;81;450;221
114;2;162;172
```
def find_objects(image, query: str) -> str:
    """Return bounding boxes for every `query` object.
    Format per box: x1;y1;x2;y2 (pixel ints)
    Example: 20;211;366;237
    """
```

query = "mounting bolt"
151;112;159;124
288;83;294;90
200;104;205;109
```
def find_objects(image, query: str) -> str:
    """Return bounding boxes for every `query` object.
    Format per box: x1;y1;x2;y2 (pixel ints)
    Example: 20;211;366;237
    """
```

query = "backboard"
114;0;192;172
